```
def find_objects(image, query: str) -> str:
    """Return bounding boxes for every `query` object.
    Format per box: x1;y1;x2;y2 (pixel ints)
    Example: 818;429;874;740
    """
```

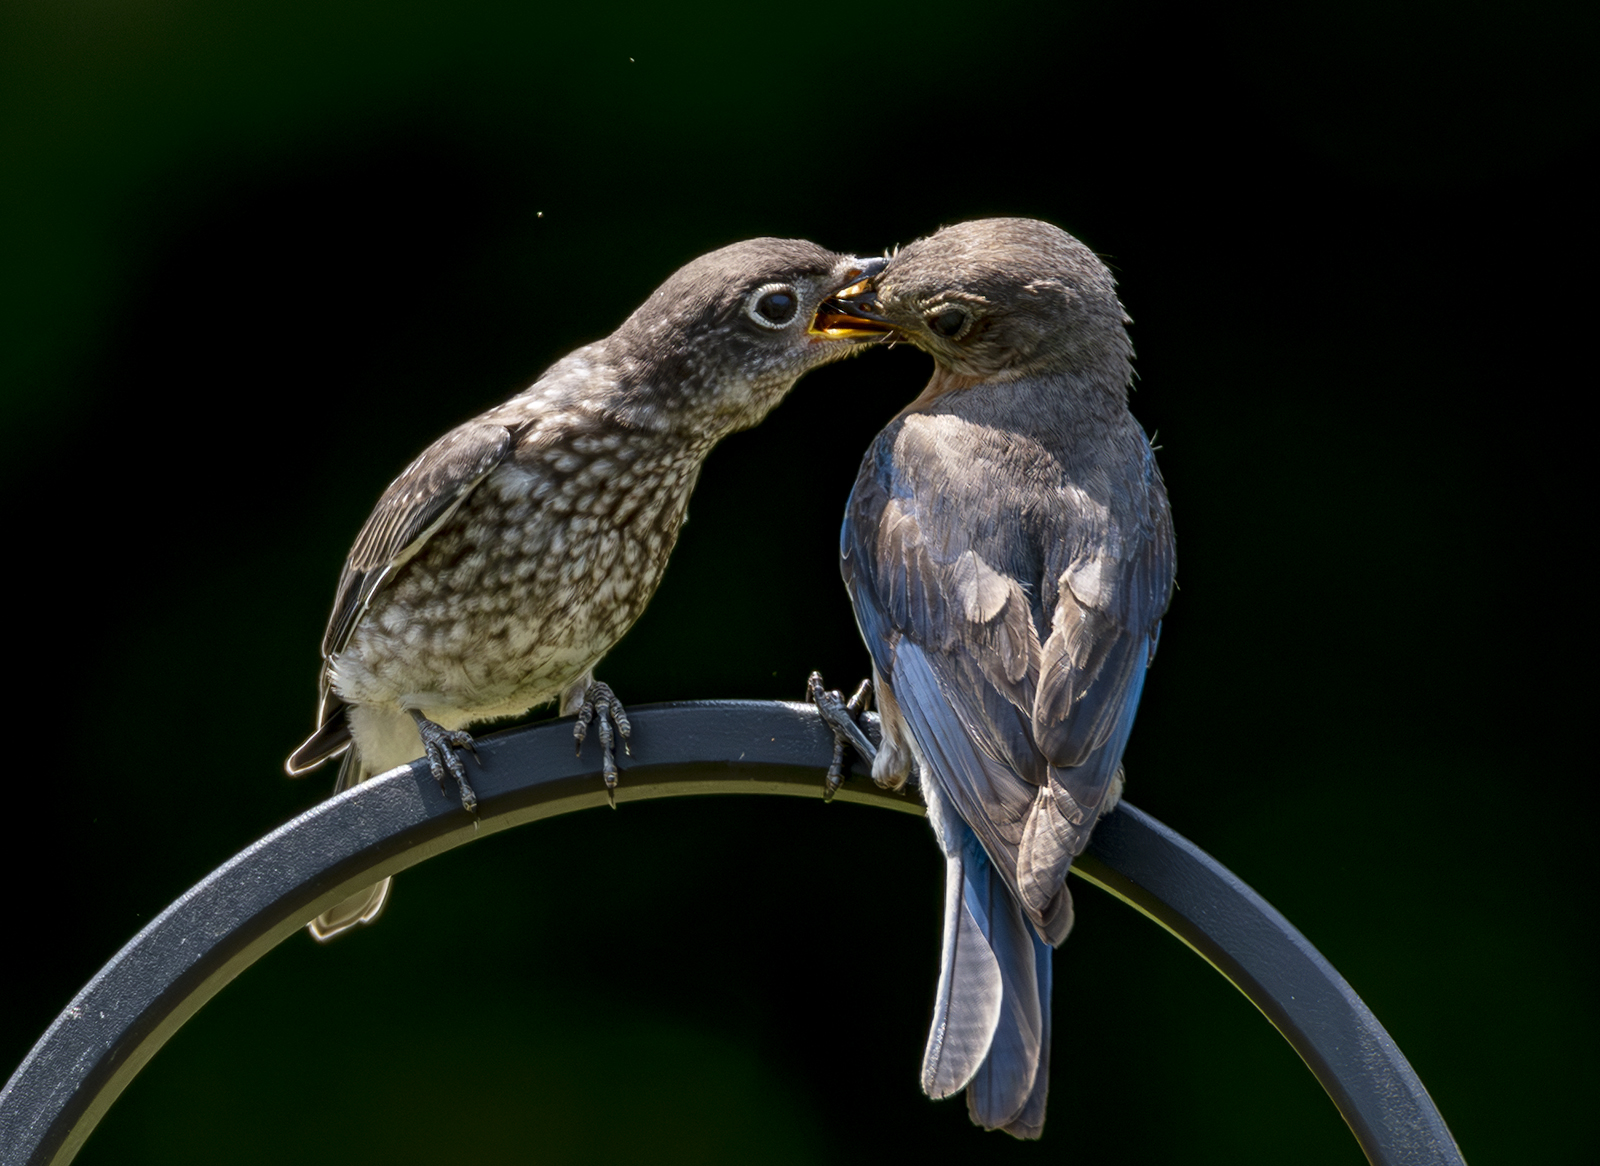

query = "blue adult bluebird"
823;218;1174;1137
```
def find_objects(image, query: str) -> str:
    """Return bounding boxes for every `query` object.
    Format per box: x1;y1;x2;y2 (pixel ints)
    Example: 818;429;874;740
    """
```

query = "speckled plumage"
288;238;884;940
326;354;718;729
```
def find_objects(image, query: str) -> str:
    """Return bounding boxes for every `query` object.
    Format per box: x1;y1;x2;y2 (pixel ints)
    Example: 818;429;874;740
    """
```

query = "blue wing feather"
840;398;1173;1140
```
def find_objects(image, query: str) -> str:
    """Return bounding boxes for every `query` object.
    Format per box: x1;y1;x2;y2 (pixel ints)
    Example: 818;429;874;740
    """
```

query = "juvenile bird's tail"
307;749;392;942
920;778;1053;1138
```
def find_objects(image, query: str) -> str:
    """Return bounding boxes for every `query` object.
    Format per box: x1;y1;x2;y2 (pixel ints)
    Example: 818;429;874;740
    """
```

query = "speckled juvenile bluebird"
287;239;886;940
819;218;1174;1136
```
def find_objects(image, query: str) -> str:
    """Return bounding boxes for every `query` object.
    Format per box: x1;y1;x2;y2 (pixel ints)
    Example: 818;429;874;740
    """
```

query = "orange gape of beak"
809;272;894;339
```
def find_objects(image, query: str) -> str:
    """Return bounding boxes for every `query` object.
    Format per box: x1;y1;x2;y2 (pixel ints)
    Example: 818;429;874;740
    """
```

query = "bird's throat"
898;364;986;415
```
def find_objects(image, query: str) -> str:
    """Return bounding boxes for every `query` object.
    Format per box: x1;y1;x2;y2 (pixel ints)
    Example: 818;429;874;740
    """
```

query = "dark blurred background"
2;1;1592;1162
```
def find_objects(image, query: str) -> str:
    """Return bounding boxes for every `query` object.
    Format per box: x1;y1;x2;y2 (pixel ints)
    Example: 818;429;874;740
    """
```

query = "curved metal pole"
0;701;1461;1166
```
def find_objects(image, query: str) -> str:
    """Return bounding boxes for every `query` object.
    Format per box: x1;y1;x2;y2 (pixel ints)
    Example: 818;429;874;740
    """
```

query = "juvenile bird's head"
611;238;889;434
826;218;1133;389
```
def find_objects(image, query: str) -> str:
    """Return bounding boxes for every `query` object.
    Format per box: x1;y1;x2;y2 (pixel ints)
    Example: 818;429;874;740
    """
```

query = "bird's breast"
331;431;711;716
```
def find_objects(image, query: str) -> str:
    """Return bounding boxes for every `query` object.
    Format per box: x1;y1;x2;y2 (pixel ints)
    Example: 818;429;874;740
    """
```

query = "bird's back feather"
840;386;1172;1138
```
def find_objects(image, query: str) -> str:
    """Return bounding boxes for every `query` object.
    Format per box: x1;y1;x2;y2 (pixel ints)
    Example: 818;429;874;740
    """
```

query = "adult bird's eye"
747;284;799;329
928;306;970;339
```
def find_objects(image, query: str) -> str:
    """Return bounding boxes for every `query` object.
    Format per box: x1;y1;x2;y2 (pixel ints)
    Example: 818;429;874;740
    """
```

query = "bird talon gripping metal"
807;670;875;800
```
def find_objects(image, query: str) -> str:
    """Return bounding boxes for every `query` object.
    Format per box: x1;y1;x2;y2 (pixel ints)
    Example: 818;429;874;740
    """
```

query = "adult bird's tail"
920;779;1054;1138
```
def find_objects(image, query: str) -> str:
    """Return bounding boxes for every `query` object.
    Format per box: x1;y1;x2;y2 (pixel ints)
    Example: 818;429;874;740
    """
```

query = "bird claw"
574;680;631;806
807;671;875;800
408;710;480;812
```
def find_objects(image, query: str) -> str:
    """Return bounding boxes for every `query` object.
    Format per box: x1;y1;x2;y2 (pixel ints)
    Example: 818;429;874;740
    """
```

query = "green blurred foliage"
1;0;1592;1163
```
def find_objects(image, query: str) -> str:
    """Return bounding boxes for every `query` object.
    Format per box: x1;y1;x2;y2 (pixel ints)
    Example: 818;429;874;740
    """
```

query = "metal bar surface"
0;700;1462;1165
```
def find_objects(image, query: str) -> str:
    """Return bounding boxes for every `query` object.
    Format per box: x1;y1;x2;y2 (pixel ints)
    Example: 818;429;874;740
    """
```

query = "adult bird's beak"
809;257;895;340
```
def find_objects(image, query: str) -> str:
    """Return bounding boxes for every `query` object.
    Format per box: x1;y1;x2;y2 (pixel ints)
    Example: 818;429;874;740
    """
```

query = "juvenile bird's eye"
928;306;971;340
747;284;800;329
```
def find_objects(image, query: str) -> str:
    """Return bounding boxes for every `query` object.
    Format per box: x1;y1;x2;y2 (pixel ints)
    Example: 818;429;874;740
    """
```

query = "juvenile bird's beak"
809;257;895;340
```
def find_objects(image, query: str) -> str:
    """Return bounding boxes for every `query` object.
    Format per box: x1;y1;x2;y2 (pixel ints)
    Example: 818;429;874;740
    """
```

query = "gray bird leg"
407;709;480;812
573;680;631;807
807;671;875;800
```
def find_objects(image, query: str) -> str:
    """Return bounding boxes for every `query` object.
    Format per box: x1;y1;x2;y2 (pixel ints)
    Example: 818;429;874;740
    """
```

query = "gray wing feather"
323;420;515;659
894;642;1075;944
1031;446;1173;769
288;420;514;774
843;399;1169;1142
843;420;1171;941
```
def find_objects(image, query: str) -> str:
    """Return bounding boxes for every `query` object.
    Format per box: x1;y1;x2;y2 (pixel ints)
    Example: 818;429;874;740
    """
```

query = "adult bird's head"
610;239;890;434
823;218;1133;389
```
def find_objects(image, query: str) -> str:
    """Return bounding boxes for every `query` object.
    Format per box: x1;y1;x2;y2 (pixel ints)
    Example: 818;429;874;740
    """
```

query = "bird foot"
408;710;480;812
807;671;875;800
574;680;631;807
